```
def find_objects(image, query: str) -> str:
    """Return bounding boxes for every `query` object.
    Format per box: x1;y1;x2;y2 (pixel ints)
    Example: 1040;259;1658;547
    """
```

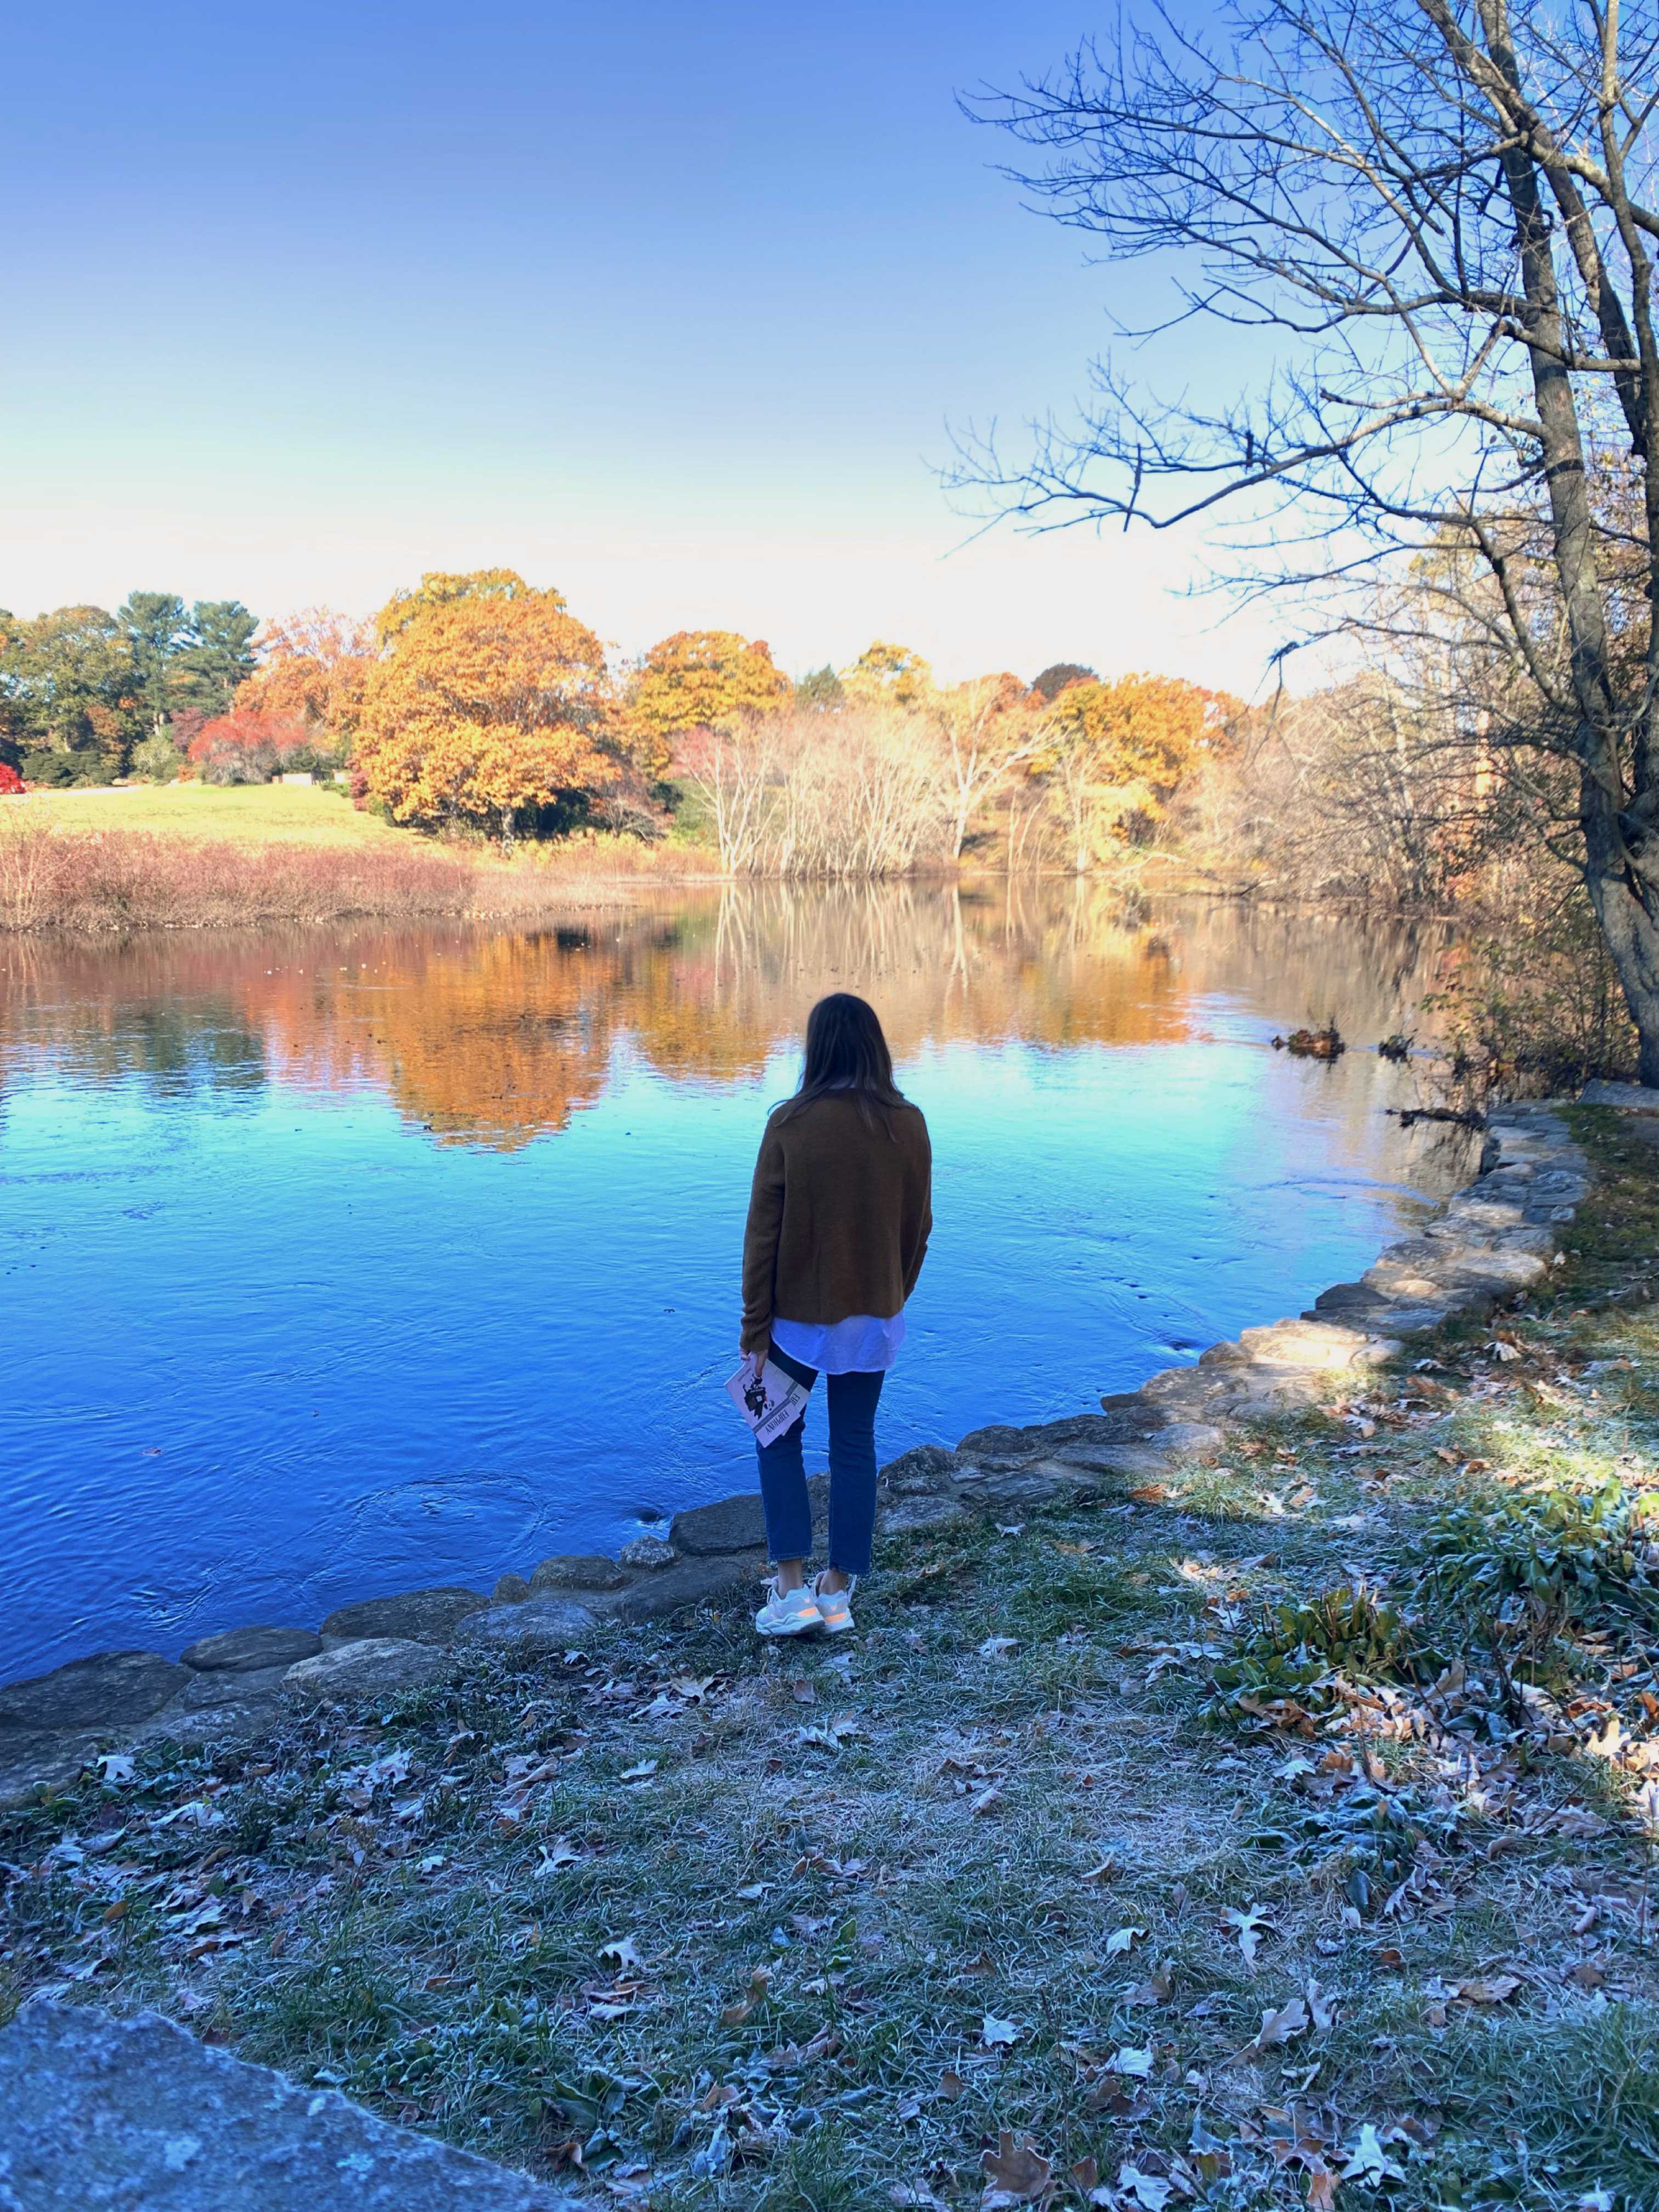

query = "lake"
2;884;1474;1680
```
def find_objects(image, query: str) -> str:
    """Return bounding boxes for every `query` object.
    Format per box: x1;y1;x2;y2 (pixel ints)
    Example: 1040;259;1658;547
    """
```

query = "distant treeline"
0;571;1234;871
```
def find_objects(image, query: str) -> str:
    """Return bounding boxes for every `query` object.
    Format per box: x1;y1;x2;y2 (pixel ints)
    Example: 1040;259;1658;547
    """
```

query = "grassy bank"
0;786;720;929
2;1113;1656;2209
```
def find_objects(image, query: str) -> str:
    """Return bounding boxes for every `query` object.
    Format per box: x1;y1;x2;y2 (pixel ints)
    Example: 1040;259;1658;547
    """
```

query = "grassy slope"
3;1111;1656;2210
16;782;412;849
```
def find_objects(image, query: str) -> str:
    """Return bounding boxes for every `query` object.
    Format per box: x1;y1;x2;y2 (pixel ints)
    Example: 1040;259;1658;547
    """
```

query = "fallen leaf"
1221;1903;1273;1967
891;2185;951;2212
1305;1978;1338;2032
1125;1967;1172;2006
980;2131;1052;2206
1105;1925;1148;1957
1567;1960;1606;1992
1109;2045;1154;2078
1082;1858;1120;1883
93;1752;136;1786
1116;2164;1174;2210
735;1882;771;1902
970;1785;1003;1818
1340;2123;1405;2185
1305;2160;1338;2210
600;1936;644;1972
996;1522;1025;1537
980;2013;1023;2049
618;1760;657;1783
978;1635;1019;1660
1250;1997;1309;2051
1455;1974;1521;2005
791;1678;816;1705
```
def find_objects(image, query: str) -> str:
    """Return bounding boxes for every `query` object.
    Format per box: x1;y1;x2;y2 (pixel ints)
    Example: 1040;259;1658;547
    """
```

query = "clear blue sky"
2;1;1280;688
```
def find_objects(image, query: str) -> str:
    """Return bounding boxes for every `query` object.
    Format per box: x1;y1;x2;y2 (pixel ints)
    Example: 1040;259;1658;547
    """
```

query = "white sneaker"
755;1579;823;1638
812;1573;856;1635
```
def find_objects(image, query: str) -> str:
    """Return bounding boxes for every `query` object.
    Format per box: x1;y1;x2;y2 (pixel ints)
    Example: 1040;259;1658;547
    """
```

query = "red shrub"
0;764;24;797
187;709;310;785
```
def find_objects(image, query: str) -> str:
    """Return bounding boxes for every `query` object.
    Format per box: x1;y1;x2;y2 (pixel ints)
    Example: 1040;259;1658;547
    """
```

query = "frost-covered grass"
3;1109;1656;2209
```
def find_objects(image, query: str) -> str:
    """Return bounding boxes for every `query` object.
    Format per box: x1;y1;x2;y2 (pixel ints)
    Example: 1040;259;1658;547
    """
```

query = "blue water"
1;890;1469;1678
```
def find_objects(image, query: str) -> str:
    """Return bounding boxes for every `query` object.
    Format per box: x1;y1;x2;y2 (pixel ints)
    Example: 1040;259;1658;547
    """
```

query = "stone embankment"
0;1102;1593;1813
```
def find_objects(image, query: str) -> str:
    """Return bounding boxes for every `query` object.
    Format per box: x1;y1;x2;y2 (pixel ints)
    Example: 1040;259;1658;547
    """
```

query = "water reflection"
0;883;1458;1148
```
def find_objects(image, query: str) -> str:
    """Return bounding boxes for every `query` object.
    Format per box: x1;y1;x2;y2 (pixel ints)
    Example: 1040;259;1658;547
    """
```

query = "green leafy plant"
1206;1584;1434;1723
1421;1480;1657;1633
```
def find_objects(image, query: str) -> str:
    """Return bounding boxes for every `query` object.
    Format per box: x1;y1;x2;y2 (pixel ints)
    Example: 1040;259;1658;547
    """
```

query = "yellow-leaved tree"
1032;673;1228;871
355;572;617;839
234;608;374;743
627;630;791;770
840;640;934;709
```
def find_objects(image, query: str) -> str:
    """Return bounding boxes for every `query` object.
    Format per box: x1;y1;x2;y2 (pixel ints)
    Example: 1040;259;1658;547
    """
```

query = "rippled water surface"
2;886;1474;1678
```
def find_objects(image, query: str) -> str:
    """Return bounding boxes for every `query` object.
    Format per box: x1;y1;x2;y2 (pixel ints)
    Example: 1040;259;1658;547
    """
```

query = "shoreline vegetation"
4;1104;1656;2209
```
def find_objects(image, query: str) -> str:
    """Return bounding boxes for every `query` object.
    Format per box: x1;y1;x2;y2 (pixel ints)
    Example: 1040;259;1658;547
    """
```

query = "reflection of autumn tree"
2;892;1462;1152
354;932;616;1148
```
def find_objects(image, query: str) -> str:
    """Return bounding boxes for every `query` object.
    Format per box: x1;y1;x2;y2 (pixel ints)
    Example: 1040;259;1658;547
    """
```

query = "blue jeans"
755;1368;885;1577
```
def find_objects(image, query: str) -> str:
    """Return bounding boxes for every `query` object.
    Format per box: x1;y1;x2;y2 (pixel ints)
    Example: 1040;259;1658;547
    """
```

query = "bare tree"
964;0;1659;1079
929;675;1040;860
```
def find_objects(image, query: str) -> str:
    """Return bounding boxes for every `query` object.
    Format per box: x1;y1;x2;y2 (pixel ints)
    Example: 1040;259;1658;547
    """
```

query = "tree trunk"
1582;781;1659;1082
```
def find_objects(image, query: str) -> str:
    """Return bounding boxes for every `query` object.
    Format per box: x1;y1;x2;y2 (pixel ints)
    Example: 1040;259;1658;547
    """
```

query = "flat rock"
877;1489;969;1536
0;1997;575;2209
454;1596;599;1654
618;1534;676;1570
135;1664;294;1749
881;1443;971;1493
1235;1319;1401;1369
0;1731;100;1812
283;1638;447;1707
952;1457;1102;1516
0;1650;191;1736
1581;1079;1659;1110
610;1550;766;1624
180;1625;321;1674
319;1587;489;1646
669;1493;767;1555
955;1405;1164;1464
529;1553;627;1594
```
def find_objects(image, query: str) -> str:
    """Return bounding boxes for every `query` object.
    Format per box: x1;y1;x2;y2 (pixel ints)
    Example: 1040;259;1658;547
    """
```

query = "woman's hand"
742;1335;770;1377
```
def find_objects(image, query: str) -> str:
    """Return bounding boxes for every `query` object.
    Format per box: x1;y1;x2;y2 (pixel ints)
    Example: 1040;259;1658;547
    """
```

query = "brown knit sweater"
740;1092;932;1352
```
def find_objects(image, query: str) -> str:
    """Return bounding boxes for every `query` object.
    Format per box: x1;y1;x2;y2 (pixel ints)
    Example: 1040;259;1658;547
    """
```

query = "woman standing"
740;993;932;1638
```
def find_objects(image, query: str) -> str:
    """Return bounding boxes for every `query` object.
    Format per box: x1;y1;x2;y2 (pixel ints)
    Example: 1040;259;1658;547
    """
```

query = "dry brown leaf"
1305;1978;1338;2032
1305;2159;1338;2210
939;2067;966;2101
1105;1925;1147;1956
980;2131;1052;2206
1125;1967;1173;2006
981;2013;1022;2049
1455;1974;1521;2005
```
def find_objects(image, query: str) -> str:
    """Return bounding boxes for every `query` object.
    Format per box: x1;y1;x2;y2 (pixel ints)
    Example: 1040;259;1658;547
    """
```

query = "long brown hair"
775;992;906;1135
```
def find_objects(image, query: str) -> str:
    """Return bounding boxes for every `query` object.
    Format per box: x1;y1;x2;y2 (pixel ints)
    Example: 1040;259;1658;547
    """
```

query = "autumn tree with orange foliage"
233;609;374;745
628;630;791;772
354;572;618;839
1032;674;1232;872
